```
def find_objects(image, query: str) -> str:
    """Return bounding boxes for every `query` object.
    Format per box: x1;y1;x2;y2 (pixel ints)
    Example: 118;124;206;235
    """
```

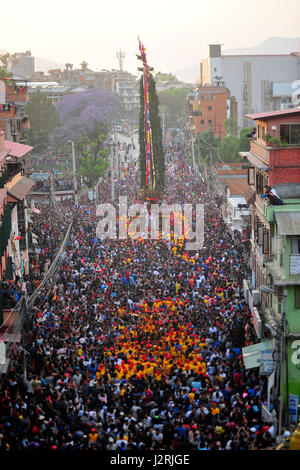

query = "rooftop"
219;178;249;196
245;107;300;121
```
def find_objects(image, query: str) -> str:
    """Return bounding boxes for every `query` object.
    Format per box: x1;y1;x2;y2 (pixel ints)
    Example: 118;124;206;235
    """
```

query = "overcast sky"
1;0;300;75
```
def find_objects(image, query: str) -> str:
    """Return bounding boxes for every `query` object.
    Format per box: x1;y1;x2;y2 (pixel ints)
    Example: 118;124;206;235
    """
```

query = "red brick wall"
269;147;300;185
193;91;228;140
266;115;300;137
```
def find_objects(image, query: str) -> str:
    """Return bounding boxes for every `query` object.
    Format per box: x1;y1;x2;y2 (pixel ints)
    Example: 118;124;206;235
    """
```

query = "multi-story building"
26;81;82;106
6;51;35;80
186;85;237;141
211;162;250;235
113;71;139;112
199;44;300;129
0;76;30;142
0;131;34;363
240;107;300;429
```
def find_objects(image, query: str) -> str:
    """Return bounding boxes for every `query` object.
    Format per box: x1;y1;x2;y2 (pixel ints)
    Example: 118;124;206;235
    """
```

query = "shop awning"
242;340;274;369
244;152;269;170
7;175;34;201
275;211;300;235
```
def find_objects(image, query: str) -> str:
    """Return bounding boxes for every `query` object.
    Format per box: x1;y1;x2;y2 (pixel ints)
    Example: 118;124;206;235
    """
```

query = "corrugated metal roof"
245;107;300;121
275;211;300;235
4;140;33;158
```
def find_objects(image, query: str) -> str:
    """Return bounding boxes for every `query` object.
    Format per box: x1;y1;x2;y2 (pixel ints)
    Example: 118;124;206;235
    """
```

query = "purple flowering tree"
50;88;119;188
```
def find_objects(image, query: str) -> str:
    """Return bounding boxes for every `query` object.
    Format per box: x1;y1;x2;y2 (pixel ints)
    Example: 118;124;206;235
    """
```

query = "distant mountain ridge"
173;36;300;83
34;57;65;72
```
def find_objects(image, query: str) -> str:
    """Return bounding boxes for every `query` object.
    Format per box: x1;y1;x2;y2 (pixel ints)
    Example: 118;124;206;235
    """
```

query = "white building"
200;44;300;129
7;51;35;80
114;73;139;112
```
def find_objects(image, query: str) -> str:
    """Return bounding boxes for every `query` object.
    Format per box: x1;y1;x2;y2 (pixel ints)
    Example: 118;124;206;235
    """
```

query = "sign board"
267;371;275;408
0;341;6;364
243;279;249;303
261;404;274;423
242;340;274;369
283;338;300;401
289;394;299;425
252;307;262;339
260;349;275;376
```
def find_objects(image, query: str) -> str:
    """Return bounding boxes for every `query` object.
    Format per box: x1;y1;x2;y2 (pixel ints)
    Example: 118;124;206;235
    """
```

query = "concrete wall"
221;55;300;129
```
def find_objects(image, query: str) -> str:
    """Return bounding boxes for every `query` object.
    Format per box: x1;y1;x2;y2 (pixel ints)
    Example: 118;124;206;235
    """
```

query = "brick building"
240;107;300;420
0;77;30;142
186;85;237;142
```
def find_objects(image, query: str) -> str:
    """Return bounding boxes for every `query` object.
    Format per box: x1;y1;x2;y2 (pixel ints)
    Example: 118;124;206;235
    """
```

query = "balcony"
249;139;270;164
0;104;16;119
263;203;275;222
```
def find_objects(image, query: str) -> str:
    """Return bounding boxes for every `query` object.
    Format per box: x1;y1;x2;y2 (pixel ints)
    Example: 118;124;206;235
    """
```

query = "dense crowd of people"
32;176;75;193
0;145;278;451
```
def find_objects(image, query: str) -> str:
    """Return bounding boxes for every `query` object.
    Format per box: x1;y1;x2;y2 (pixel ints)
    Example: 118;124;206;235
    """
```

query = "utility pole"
278;289;289;435
110;142;115;202
283;290;290;430
191;130;195;169
114;123;118;179
69;140;78;207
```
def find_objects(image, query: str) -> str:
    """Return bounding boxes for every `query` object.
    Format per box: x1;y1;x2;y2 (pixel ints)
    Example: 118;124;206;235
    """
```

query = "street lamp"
68;140;78;207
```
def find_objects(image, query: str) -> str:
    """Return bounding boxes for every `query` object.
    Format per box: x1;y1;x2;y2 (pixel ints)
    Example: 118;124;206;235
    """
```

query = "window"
201;120;204;125
256;172;264;195
208;106;212;111
295;286;300;309
291;237;300;254
280;124;300;144
208;120;212;125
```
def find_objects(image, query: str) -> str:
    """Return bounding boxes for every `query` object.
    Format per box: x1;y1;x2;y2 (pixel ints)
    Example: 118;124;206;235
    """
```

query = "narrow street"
0;142;270;451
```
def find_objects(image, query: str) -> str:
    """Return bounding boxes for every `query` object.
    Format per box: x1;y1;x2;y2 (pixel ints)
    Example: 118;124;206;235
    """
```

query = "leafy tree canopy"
51;88;119;146
158;87;192;129
78;134;109;189
26;91;60;152
224;118;238;136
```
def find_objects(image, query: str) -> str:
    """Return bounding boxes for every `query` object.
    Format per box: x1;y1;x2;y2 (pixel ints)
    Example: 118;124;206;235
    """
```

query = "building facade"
187;85;237;142
241;107;300;429
199;44;300;129
0;77;30;142
6;51;35;80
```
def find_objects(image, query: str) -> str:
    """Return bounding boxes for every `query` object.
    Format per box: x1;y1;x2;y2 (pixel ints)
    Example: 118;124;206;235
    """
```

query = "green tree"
0;65;11;79
224;118;238;136
194;129;219;167
78;134;109;189
26;91;60;153
158;88;192;129
218;134;241;162
239;127;253;151
139;74;165;197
